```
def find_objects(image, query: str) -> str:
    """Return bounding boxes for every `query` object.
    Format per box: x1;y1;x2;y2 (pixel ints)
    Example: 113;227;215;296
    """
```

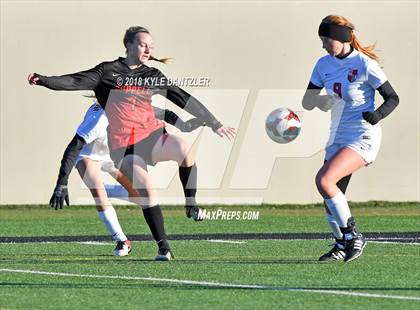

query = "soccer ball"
265;108;301;144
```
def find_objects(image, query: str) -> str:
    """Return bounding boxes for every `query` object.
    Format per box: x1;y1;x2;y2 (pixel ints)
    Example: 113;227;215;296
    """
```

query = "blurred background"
1;0;418;204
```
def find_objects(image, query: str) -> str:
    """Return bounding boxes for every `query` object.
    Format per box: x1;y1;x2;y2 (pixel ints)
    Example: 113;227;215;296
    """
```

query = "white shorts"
75;156;118;174
325;124;382;165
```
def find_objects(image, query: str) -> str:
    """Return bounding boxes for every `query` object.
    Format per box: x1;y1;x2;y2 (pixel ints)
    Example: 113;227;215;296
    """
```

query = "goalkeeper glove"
49;184;70;210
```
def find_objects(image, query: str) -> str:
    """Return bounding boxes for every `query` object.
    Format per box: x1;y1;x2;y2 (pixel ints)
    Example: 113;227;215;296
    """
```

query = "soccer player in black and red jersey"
28;26;236;261
49;101;206;258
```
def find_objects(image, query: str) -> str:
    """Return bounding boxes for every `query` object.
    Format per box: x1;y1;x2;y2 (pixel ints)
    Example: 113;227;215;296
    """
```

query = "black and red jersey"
37;58;222;149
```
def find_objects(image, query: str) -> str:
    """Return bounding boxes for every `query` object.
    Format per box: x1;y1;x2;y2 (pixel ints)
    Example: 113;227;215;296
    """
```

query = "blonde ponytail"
83;93;97;99
150;55;172;64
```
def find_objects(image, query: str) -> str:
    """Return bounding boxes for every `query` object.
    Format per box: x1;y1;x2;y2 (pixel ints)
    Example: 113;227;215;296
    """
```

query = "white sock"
325;213;344;241
98;206;127;242
324;190;352;228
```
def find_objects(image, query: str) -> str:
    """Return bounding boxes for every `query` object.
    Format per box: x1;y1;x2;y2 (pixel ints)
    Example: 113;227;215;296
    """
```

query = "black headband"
318;22;353;43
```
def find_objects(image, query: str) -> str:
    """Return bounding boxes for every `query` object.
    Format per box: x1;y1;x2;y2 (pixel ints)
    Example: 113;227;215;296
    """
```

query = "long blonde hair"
322;15;379;61
149;55;171;64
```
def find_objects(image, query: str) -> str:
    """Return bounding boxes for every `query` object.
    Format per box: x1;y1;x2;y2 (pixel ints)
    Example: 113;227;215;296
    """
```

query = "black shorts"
110;128;168;167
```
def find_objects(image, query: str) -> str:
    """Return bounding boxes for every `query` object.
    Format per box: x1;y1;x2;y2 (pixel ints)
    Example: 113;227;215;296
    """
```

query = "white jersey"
76;103;115;171
310;49;387;144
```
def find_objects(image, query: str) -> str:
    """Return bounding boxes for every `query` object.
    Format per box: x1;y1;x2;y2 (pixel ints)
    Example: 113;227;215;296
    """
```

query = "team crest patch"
347;69;358;82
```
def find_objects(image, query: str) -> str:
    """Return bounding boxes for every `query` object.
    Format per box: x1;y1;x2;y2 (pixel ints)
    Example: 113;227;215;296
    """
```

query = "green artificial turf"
0;203;419;309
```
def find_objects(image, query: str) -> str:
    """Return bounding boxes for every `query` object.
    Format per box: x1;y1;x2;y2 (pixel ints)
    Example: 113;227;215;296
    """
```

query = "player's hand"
179;118;205;132
49;184;70;210
215;126;236;141
362;111;382;125
27;73;40;85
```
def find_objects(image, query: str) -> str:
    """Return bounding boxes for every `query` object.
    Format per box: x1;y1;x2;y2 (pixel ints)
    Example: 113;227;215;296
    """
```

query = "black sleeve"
56;134;86;186
165;86;222;131
302;82;323;110
164;109;182;126
36;63;104;91
153;106;182;126
375;81;399;119
153;106;166;121
307;81;323;90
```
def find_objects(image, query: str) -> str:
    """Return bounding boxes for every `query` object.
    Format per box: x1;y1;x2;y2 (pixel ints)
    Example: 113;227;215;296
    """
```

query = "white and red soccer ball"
265;108;301;144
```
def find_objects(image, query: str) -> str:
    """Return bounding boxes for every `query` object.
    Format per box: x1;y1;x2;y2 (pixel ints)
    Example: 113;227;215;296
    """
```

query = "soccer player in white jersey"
302;15;399;262
49;101;203;257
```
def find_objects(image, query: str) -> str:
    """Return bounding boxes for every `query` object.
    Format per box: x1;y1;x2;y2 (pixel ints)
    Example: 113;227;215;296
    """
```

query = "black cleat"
155;248;174;261
319;240;346;261
344;234;367;262
185;206;205;221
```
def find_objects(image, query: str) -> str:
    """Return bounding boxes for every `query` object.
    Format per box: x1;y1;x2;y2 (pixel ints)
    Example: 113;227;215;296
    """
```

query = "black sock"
179;164;197;206
337;174;352;194
142;205;170;249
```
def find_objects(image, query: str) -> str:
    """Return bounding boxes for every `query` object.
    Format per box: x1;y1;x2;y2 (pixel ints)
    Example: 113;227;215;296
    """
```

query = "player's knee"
315;172;333;193
134;188;158;208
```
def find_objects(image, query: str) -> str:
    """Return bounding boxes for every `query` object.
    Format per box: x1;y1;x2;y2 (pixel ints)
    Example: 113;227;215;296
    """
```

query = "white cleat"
114;240;132;257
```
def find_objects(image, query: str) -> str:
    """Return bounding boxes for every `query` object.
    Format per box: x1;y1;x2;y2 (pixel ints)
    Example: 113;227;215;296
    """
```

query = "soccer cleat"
114;240;132;257
344;234;367;262
155;248;174;261
319;241;346;262
185;206;205;221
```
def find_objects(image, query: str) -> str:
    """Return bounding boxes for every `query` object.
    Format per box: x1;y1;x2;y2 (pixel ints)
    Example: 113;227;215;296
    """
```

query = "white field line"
2;241;115;245
74;242;114;246
2;239;419;245
3;240;420;248
1;268;419;301
256;238;420;245
369;241;420;246
370;238;420;240
207;240;247;244
4;240;418;247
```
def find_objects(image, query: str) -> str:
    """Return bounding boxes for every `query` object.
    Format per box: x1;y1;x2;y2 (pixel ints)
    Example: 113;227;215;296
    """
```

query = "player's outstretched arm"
27;64;103;91
50;134;86;210
154;71;236;139
164;86;236;140
214;126;236;141
153;106;205;132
